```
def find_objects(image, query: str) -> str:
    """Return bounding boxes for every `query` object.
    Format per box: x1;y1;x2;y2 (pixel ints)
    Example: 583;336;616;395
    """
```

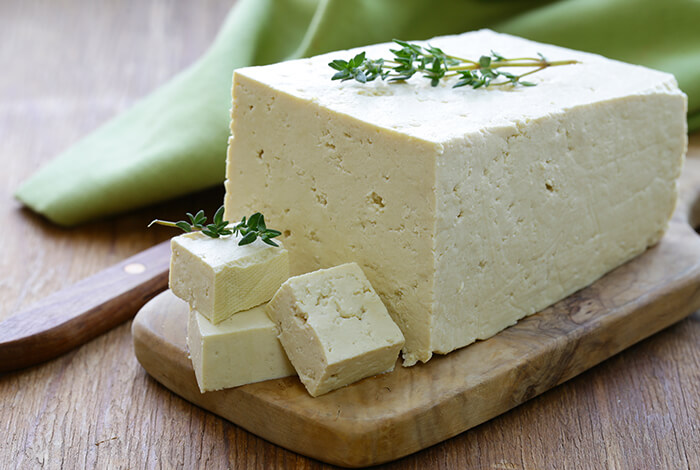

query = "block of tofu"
267;263;404;397
225;29;687;366
170;231;289;324
187;303;296;393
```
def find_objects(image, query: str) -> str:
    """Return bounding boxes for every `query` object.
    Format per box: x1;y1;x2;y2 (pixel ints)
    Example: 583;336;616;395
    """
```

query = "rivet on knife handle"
0;240;171;373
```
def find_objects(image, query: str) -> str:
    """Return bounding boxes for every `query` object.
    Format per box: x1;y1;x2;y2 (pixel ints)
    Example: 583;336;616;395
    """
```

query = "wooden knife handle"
0;240;171;373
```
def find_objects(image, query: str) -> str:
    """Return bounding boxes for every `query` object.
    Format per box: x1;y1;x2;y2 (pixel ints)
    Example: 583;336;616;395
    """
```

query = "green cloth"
16;0;700;226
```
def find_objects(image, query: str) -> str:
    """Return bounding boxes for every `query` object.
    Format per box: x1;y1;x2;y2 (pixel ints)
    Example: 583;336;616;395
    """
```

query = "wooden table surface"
1;1;698;469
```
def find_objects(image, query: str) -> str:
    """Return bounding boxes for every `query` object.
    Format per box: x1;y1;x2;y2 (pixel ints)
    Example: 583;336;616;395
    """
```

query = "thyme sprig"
231;212;282;246
329;40;579;89
149;206;282;246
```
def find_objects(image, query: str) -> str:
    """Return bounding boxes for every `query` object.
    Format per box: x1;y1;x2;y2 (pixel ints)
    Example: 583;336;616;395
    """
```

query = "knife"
0;240;171;373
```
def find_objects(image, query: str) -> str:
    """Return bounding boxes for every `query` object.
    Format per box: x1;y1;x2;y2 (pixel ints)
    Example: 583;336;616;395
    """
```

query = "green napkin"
16;0;700;226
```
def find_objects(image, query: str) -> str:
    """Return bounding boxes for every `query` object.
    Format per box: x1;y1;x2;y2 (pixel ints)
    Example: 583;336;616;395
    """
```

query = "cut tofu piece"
187;303;296;393
225;29;687;366
267;263;404;397
170;231;289;324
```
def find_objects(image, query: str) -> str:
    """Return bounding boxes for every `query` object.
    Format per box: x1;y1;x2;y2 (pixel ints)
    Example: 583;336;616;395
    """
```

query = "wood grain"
131;157;700;467
0;1;698;469
0;240;169;372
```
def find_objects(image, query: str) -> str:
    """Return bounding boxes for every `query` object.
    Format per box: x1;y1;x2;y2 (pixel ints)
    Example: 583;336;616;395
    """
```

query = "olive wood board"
132;158;700;468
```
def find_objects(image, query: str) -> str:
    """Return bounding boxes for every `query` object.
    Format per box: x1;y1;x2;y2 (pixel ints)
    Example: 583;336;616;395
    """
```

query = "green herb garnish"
231;212;282;246
149;206;282;246
329;40;578;89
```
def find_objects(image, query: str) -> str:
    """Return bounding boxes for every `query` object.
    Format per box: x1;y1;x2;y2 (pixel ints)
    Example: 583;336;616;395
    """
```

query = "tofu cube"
187;303;296;393
170;231;289;324
267;263;405;397
225;29;687;365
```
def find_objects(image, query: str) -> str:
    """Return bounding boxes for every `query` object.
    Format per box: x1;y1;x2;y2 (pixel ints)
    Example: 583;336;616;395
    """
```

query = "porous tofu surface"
170;231;289;324
226;29;687;365
188;302;296;393
267;263;404;397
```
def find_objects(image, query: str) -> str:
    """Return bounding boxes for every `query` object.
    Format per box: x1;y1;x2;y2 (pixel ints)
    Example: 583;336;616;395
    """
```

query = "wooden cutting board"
132;158;700;468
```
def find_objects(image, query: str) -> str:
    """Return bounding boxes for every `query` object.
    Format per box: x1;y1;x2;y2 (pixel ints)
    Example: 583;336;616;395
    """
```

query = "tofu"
267;263;404;397
225;30;687;365
187;304;296;393
170;231;289;324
